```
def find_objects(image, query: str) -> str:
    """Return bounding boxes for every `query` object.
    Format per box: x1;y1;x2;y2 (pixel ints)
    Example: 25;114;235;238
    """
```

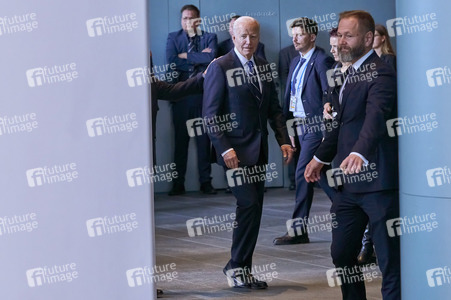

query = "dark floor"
155;187;382;300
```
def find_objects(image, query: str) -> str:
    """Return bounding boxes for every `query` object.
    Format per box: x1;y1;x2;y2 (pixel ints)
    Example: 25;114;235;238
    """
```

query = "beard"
338;39;366;63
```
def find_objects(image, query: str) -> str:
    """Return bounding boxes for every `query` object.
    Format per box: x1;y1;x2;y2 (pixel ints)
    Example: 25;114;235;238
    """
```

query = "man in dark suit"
305;10;400;300
166;4;217;195
273;18;336;245
279;44;300;190
203;16;293;289
217;15;266;59
150;51;205;165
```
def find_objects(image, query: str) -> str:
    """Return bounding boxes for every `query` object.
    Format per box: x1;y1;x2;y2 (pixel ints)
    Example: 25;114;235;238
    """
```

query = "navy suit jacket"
203;50;290;167
151;73;204;139
217;38;266;60
283;47;334;120
315;52;398;193
166;29;217;82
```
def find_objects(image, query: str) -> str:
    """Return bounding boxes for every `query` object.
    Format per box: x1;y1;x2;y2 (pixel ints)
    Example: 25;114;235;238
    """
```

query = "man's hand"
323;102;333;120
178;52;187;59
224;150;240;169
340;154;364;175
202;47;212;53
289;136;297;149
305;159;324;182
281;144;294;164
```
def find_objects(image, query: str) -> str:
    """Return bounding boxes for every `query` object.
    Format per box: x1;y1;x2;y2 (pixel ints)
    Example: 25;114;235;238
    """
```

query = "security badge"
289;95;296;112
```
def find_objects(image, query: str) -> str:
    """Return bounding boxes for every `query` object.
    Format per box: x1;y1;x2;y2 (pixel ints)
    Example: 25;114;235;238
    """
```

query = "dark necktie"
339;66;352;104
290;57;306;96
188;35;200;77
246;60;262;101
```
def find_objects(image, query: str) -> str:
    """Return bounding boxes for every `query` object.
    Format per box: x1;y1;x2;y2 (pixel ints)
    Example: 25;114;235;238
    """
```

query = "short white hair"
233;16;260;36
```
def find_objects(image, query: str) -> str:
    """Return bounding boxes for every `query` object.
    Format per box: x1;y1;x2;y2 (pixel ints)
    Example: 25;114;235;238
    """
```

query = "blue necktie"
290;58;306;96
246;61;262;101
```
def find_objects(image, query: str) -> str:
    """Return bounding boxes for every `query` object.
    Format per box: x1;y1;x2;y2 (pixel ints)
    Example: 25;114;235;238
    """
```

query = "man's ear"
364;31;374;48
310;34;317;43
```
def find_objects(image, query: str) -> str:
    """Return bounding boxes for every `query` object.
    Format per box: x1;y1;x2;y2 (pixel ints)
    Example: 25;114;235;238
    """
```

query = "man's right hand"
224;150;240;169
323;102;333;120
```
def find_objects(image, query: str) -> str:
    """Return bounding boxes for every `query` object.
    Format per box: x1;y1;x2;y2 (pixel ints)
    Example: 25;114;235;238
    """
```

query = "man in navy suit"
203;16;293;289
279;44;300;190
166;4;217;195
217;15;266;60
273;18;336;245
305;10;400;300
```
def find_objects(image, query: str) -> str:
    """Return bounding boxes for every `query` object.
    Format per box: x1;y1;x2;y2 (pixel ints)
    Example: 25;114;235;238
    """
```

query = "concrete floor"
155;187;383;300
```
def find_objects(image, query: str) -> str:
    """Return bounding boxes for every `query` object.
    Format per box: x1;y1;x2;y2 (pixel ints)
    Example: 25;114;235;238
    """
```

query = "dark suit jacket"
203;50;290;167
166;29;217;82
150;73;204;139
283;47;334;121
315;52;398;193
381;53;397;71
217;38;266;60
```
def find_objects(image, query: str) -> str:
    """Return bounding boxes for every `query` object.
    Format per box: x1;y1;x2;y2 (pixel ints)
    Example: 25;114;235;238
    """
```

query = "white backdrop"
0;1;157;299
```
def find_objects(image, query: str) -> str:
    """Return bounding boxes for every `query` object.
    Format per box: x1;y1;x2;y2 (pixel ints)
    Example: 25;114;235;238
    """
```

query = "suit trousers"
292;128;336;232
330;189;400;300
226;147;266;269
171;95;212;185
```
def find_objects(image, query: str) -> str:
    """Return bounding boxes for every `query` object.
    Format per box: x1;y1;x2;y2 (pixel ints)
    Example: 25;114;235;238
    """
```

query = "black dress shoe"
225;187;232;193
223;267;250;288
200;182;217;194
273;233;310;245
289;183;296;191
168;183;185;196
357;243;376;265
157;289;163;298
223;267;268;289
246;274;268;289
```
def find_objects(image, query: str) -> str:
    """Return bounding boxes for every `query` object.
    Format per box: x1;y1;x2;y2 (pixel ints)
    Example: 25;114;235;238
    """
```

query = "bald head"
232;17;260;60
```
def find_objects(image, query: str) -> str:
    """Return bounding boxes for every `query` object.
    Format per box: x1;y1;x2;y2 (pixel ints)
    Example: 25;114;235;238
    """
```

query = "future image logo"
386;13;438;37
86;13;138;37
26;263;78;287
86;113;138;137
26;163;78;188
86;213;138;237
426;66;451;87
26;63;78;87
426;167;451;187
426;267;451;287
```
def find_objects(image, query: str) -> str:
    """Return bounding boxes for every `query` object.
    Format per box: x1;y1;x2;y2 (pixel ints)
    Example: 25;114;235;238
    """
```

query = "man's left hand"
340;154;364;174
281;144;294;164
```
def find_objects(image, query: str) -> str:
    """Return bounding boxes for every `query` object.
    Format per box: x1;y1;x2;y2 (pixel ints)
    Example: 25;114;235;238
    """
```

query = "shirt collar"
352;49;374;71
234;47;256;68
299;46;315;62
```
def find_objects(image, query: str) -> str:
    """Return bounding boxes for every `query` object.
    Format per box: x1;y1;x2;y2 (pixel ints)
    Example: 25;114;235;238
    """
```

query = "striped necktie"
246;60;262;101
